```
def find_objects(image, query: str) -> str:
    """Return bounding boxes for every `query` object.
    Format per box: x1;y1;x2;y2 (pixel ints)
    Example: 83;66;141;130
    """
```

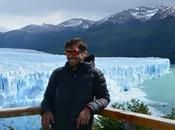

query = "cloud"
0;10;104;30
0;0;175;30
1;0;174;16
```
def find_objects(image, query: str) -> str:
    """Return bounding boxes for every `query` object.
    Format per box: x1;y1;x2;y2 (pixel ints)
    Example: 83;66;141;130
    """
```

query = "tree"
93;99;152;130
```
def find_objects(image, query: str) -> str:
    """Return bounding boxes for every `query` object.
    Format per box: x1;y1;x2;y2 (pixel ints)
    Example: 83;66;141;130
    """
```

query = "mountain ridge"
1;4;175;63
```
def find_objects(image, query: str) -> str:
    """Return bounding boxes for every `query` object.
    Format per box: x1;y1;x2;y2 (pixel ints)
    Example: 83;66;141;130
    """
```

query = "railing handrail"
0;107;175;130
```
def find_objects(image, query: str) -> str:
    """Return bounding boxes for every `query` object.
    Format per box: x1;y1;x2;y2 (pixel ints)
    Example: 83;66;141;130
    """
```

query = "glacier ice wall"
95;57;170;103
0;48;170;130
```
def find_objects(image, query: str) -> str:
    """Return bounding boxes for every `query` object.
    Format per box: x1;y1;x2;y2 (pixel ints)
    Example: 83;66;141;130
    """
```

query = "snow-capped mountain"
96;4;175;25
1;4;175;64
96;10;138;25
128;6;159;21
21;23;57;33
21;18;95;33
7;5;175;32
153;5;175;20
57;18;94;30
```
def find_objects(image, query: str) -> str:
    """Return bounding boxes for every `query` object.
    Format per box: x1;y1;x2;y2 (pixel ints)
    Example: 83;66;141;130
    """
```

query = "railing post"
124;121;136;130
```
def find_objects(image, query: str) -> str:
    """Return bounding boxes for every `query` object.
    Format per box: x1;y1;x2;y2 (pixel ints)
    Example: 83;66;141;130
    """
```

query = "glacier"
0;48;170;130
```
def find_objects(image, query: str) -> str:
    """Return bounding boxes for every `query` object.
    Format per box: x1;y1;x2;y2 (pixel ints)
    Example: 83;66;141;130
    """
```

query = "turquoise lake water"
140;65;175;114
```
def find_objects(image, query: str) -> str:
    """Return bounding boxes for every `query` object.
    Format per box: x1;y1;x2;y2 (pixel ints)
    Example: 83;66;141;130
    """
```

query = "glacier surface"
0;48;170;130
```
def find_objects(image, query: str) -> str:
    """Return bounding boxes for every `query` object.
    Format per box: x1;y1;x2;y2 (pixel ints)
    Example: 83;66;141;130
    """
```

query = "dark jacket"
41;56;110;130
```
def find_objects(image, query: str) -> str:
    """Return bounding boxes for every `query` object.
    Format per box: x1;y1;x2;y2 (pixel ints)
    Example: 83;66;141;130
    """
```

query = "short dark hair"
64;38;87;52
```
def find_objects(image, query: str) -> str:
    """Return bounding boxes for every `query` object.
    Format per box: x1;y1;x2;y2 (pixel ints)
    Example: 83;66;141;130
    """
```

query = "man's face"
65;45;87;67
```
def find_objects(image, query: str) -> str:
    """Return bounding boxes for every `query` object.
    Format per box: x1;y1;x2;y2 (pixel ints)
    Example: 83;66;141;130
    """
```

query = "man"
41;38;110;130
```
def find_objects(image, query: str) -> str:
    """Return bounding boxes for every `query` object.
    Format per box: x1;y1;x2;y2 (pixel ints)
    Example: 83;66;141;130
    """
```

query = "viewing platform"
0;107;175;130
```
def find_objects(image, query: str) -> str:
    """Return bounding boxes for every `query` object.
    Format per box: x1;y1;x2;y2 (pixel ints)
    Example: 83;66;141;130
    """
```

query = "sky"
1;0;175;31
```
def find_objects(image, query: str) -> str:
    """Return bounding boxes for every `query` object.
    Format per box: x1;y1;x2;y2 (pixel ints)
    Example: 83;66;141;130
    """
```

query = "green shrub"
93;99;152;130
162;108;175;120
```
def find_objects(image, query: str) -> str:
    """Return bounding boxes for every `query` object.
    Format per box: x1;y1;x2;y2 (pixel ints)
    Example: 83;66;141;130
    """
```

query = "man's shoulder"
90;66;103;76
53;66;65;72
51;66;65;76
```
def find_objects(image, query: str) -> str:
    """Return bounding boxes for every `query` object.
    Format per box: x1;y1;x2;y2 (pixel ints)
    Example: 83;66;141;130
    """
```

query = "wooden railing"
0;107;175;130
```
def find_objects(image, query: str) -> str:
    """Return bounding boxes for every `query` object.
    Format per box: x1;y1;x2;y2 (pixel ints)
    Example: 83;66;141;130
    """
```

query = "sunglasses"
65;49;80;56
